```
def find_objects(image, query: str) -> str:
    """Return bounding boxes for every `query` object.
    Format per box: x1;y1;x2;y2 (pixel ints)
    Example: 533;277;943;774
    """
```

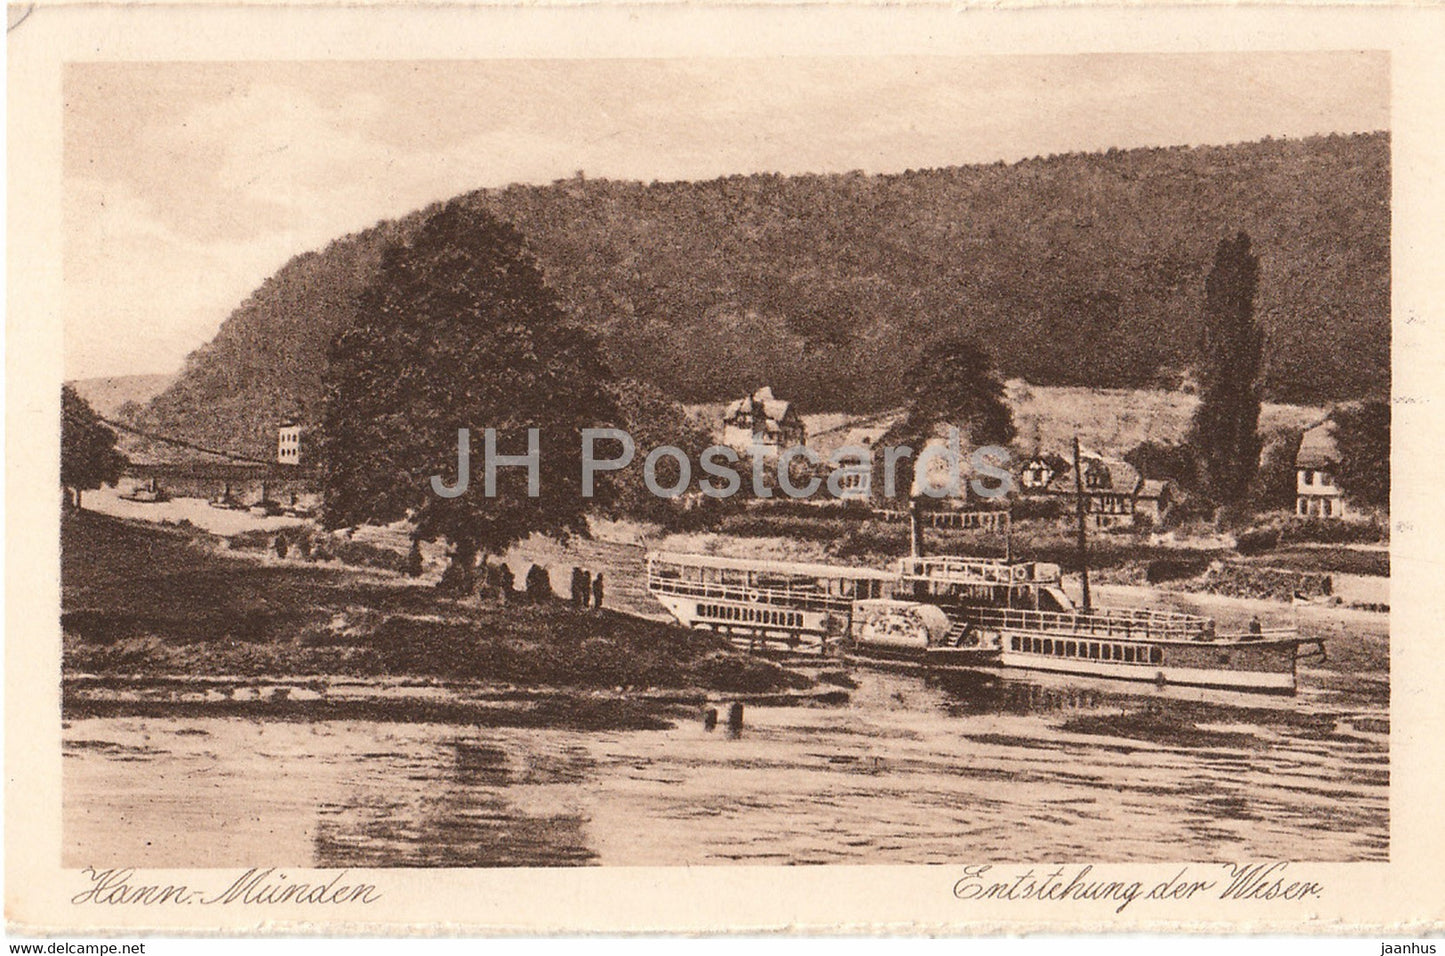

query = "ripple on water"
63;658;1389;866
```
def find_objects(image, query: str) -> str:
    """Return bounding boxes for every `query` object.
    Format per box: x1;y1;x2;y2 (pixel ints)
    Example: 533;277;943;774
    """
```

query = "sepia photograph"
16;2;1445;936
54;50;1391;872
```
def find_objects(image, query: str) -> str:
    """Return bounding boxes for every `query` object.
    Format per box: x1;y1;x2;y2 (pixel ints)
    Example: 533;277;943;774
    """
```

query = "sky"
63;52;1389;380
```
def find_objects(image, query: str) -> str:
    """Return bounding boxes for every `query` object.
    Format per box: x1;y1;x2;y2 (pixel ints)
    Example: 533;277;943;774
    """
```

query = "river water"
63;648;1387;866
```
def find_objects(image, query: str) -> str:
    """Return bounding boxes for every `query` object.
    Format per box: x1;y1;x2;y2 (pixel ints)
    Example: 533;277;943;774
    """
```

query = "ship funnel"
909;498;924;559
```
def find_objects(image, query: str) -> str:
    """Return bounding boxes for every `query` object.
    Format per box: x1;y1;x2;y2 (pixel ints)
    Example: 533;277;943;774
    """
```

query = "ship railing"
955;605;1209;641
647;575;856;612
896;556;1055;587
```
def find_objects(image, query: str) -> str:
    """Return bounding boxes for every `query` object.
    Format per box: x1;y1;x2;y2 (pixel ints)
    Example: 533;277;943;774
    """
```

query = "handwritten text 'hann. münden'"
71;868;381;906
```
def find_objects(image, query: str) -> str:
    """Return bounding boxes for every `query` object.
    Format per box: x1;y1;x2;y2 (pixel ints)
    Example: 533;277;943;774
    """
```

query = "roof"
1297;419;1341;469
1138;478;1171;500
647;551;894;581
723;386;796;425
1043;450;1141;496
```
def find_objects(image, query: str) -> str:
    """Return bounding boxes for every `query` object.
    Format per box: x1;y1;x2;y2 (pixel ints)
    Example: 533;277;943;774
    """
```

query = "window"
1124;646;1136;663
1322;499;1332;517
1150;647;1162;665
1043;639;1053;655
1066;641;1077;657
1011;636;1021;650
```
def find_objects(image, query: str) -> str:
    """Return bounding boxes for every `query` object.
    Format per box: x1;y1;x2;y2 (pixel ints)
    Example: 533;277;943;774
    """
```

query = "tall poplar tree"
1188;232;1264;506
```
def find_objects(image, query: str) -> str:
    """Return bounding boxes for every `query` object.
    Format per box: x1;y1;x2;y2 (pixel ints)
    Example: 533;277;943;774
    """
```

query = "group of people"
569;566;605;610
414;541;606;609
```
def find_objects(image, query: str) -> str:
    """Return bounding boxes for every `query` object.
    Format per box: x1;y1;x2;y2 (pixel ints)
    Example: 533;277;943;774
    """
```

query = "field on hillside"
1005;382;1326;456
696;384;1325;459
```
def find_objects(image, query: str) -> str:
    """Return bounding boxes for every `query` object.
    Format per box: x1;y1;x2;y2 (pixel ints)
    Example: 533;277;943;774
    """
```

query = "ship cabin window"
1054;641;1066;657
1043;639;1054;655
1124;646;1136;663
1066;641;1077;657
1088;642;1099;659
1011;636;1021;651
1150;647;1163;664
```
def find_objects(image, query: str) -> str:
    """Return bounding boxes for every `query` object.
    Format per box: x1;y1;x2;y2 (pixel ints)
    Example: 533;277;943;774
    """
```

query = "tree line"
132;132;1388;460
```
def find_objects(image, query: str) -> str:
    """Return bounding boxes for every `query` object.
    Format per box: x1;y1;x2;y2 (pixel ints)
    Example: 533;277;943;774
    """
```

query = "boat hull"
650;592;842;649
995;631;1302;693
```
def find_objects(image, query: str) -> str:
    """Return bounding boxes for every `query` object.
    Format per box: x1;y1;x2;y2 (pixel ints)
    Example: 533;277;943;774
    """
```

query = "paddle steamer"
646;549;1324;694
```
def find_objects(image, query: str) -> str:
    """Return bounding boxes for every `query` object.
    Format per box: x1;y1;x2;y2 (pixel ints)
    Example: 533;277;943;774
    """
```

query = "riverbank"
62;510;817;713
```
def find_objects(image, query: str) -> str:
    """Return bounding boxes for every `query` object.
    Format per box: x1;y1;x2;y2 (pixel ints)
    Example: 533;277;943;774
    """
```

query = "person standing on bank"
570;567;585;607
592;572;604;610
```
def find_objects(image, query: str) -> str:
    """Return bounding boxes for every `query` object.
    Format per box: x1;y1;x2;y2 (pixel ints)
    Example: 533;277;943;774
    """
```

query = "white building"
278;420;304;466
1295;419;1349;519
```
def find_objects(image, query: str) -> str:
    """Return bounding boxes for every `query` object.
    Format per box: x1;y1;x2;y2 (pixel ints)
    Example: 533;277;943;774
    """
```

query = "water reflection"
313;737;598;867
64;659;1388;867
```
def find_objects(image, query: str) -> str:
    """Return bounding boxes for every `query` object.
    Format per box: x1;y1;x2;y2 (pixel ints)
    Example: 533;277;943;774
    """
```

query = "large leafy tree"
1332;399;1390;510
897;334;1015;446
1188;232;1265;506
319;199;616;572
61;385;126;508
875;334;1015;503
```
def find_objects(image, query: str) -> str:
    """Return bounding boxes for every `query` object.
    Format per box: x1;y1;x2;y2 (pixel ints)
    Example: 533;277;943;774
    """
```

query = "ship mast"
1072;436;1092;612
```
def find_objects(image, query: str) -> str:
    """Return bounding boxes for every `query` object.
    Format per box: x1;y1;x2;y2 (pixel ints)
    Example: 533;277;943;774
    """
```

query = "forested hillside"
138;132;1388;458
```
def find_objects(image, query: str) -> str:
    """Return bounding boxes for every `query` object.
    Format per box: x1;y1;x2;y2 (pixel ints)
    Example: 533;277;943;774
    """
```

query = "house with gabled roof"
722;386;807;456
1020;447;1165;527
1295;418;1351;519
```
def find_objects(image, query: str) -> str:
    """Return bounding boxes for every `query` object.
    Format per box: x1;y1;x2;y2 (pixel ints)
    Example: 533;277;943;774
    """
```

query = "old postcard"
8;0;1445;937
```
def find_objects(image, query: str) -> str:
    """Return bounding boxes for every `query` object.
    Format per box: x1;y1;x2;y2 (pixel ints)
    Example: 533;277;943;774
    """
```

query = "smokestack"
909;498;924;559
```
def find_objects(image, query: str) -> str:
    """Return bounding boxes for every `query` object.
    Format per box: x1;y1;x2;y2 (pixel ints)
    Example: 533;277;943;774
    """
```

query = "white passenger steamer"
896;555;1324;693
646;550;1325;694
645;551;898;653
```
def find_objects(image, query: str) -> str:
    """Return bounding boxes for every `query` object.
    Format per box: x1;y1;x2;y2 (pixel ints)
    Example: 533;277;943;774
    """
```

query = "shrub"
328;537;410;573
228;529;274;552
1145;557;1209;583
1235;525;1281;556
524;564;555;602
1009;497;1068;521
1279;516;1385;545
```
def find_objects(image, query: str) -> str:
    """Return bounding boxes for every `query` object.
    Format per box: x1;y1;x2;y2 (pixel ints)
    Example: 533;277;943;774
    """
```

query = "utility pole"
908;497;924;561
1072;436;1092;612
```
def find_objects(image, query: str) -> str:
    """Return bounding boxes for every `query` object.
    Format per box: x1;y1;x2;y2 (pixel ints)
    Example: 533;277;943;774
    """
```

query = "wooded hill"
138;132;1388;459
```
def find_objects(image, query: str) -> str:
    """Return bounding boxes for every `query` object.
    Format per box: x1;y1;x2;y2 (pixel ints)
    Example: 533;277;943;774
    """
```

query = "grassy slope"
693;384;1323;461
61;510;808;694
